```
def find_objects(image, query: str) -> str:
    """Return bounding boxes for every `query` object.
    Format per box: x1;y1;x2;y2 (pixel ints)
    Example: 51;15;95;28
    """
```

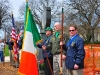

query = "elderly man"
42;22;68;75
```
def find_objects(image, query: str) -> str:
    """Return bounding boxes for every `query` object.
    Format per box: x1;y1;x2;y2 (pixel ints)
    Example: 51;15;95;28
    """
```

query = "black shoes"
13;65;19;68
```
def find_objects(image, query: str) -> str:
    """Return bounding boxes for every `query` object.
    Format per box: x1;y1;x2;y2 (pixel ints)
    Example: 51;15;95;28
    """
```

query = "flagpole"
44;51;54;75
60;0;64;75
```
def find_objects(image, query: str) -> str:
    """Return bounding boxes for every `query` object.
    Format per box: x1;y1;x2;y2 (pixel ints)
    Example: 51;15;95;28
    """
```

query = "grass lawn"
4;45;9;56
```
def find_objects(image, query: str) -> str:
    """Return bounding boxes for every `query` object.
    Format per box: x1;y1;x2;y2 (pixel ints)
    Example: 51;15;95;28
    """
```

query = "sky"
8;0;64;19
0;0;25;39
9;0;63;18
0;0;63;38
9;0;25;18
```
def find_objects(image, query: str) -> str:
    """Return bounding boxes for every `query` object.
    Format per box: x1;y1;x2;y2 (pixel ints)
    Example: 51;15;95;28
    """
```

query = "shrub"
39;59;45;71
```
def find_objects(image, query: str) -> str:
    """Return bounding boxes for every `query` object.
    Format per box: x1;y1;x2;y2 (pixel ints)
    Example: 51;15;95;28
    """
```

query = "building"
94;27;100;42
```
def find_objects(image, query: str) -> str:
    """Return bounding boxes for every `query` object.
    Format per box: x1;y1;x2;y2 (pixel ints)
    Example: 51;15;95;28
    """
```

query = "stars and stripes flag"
11;13;16;41
11;13;18;61
17;34;20;43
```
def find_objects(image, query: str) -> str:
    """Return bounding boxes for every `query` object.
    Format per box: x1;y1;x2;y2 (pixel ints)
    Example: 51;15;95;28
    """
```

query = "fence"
84;44;100;75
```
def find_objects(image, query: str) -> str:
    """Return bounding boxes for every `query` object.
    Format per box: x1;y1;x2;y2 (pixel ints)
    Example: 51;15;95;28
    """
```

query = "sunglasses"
69;30;75;32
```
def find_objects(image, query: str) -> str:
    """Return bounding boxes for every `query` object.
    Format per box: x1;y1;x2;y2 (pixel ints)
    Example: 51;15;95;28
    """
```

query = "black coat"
6;41;14;50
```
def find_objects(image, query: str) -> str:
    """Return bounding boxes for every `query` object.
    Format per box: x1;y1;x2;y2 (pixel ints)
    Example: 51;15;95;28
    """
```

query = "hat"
45;27;53;31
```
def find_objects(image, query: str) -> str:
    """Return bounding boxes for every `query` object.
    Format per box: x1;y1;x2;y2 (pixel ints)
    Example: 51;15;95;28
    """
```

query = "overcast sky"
0;0;64;38
9;0;63;18
9;0;25;18
0;0;25;38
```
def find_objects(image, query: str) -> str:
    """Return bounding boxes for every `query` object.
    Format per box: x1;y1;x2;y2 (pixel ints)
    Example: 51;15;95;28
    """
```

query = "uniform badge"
71;42;75;47
68;47;70;49
58;35;61;38
52;38;55;41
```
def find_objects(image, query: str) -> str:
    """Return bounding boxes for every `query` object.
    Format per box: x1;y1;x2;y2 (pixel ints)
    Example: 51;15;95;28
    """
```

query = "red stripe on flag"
18;51;38;75
13;43;18;61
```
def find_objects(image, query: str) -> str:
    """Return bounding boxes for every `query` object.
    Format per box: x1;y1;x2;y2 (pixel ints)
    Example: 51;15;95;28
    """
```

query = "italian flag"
18;2;42;75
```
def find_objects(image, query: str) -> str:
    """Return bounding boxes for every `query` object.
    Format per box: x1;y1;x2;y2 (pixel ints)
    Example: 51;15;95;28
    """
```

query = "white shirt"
0;42;4;51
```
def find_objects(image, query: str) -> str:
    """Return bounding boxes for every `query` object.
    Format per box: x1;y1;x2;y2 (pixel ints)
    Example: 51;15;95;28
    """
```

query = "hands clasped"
42;45;46;50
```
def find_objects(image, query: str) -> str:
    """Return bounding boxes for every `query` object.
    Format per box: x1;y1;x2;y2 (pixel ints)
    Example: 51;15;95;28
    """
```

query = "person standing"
6;34;14;66
9;39;14;66
37;27;53;75
0;39;4;62
42;22;68;75
17;30;24;51
17;26;24;60
64;25;85;75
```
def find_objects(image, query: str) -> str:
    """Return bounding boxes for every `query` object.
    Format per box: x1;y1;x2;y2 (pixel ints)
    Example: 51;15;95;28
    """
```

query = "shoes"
10;64;13;66
13;65;19;68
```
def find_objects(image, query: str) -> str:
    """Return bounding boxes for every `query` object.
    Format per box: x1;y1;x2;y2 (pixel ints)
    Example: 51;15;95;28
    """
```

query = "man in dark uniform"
42;22;68;75
61;25;85;75
37;27;53;75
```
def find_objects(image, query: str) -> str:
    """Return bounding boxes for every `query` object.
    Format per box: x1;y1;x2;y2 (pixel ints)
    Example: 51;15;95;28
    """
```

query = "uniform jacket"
37;35;53;58
46;32;68;55
65;34;85;69
17;35;23;49
6;40;14;50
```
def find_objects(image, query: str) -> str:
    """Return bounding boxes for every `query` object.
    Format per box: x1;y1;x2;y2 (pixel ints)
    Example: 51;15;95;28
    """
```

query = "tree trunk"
91;28;94;43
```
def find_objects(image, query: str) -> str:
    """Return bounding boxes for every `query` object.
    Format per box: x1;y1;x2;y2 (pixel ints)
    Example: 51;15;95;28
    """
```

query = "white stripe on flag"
23;31;37;54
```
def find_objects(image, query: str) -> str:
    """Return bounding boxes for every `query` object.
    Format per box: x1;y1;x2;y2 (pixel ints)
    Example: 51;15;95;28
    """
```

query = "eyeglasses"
69;30;75;32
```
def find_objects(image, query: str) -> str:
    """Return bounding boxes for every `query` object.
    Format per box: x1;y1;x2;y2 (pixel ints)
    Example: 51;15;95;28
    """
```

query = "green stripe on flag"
25;8;42;47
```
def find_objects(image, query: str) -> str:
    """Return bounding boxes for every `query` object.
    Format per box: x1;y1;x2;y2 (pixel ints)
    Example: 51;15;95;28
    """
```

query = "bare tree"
19;0;63;29
15;20;24;34
66;0;100;43
0;0;11;29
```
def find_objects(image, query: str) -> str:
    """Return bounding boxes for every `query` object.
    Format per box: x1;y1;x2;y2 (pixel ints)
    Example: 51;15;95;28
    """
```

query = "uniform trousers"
66;69;84;75
53;54;67;75
44;57;53;75
9;50;14;66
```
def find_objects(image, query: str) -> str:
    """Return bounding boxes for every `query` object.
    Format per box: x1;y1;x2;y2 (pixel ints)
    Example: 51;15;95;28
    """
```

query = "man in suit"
61;25;85;75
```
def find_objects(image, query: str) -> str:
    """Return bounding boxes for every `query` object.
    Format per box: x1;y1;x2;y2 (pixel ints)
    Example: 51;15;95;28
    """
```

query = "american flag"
11;13;16;41
17;25;24;43
11;13;18;61
17;34;20;43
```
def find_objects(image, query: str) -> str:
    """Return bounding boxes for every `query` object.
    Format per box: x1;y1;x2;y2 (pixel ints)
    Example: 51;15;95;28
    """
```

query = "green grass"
4;45;9;56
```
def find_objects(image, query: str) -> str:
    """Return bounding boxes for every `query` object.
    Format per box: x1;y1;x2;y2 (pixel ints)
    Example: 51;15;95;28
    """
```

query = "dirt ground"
0;62;45;75
1;62;100;75
0;62;18;75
